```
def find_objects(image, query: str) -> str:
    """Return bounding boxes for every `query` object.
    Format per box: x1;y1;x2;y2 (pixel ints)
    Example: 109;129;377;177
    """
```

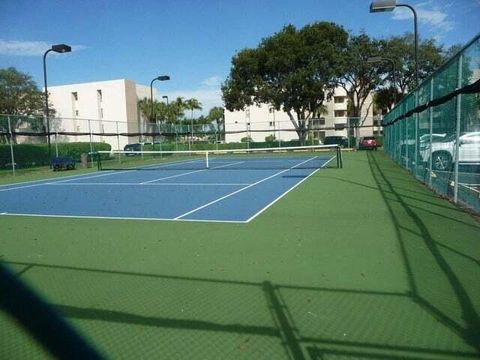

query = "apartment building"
224;87;377;144
48;79;155;150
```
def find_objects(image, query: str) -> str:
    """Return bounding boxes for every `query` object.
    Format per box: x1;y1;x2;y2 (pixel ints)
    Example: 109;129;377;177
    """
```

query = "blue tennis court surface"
0;156;332;223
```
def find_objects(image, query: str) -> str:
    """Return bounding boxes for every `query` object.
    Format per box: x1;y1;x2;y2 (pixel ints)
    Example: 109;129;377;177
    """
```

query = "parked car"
124;143;142;154
323;136;348;148
420;131;480;171
358;136;378;150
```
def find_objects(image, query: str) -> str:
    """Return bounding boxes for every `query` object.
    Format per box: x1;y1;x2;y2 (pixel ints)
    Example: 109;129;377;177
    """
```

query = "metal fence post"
55;128;59;158
414;93;419;175
453;55;463;203
7;116;15;176
428;77;434;187
116;121;120;151
405;115;408;170
88;119;94;163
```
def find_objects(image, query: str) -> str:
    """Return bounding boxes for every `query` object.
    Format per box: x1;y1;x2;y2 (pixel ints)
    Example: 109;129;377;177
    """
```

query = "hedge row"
0;142;111;168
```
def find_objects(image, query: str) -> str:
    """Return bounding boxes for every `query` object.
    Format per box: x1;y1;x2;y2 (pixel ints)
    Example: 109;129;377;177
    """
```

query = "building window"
72;92;78;101
312;118;325;127
334;110;347;117
269;121;275;127
334;96;345;103
97;89;102;102
269;107;274;113
75;110;79;117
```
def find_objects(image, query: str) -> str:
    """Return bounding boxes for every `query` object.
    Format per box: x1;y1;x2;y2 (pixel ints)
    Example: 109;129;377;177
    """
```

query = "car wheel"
431;151;452;171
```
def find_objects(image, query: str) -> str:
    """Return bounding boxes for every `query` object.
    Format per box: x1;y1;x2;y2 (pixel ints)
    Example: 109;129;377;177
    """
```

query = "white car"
420;132;480;171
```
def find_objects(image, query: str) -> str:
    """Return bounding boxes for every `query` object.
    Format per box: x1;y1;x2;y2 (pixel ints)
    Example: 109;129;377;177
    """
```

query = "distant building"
48;79;155;150
224;87;379;144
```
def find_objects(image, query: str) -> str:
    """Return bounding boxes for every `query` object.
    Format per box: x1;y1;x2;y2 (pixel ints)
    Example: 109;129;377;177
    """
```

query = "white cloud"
201;75;222;88
0;39;86;56
392;4;454;32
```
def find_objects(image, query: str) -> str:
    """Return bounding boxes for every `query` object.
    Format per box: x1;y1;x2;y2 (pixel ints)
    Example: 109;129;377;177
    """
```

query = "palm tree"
170;97;186;123
184;98;202;150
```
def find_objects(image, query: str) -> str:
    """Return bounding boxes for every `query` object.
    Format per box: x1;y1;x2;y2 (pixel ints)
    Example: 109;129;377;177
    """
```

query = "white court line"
0;170;105;188
45;182;251;186
51;169;132;183
244;156;335;223
0;212;247;224
140;168;208;184
0;182;55;193
141;161;245;184
175;157;318;220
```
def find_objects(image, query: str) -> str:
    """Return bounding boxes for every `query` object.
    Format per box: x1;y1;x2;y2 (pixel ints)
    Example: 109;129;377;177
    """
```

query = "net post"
96;152;101;171
205;151;209;169
337;146;343;168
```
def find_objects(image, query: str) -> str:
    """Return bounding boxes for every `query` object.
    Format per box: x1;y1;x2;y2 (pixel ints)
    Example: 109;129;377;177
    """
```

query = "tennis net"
92;144;343;171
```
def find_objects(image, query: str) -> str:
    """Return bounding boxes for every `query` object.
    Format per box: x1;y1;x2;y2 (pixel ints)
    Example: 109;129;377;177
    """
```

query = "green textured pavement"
1;151;479;359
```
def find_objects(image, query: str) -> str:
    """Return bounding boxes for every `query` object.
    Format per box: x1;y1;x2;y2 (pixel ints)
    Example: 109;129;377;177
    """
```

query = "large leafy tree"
222;22;348;144
0;67;45;115
0;67;53;143
337;33;383;134
380;34;445;94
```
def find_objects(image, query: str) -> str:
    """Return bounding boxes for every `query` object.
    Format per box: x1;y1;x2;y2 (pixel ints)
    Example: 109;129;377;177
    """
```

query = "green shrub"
0;142;111;169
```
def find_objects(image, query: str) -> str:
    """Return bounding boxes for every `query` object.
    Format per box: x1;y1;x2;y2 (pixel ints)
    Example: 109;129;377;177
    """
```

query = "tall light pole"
370;0;419;87
150;76;170;122
43;44;71;164
367;56;397;104
150;75;170;144
162;95;169;122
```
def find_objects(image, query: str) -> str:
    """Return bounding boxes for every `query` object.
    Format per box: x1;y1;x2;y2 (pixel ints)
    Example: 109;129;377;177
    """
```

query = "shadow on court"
366;151;480;354
2;258;479;359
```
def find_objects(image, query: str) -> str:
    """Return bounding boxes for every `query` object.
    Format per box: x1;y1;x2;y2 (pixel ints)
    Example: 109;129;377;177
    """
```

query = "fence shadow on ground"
366;151;480;354
2;256;479;359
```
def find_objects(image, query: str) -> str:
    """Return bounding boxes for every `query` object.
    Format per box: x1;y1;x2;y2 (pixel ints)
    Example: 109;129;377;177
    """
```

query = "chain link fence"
1;112;384;176
383;34;480;214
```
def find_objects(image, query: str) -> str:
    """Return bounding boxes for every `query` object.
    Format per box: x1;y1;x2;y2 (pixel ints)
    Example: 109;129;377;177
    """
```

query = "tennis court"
0;146;339;223
1;151;480;359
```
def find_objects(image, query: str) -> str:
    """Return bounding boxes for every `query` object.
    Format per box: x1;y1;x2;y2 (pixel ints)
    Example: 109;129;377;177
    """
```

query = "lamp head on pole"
370;0;396;12
157;75;170;81
51;44;72;53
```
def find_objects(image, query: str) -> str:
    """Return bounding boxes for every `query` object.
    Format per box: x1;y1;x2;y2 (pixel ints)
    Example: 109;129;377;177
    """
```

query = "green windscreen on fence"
383;33;480;214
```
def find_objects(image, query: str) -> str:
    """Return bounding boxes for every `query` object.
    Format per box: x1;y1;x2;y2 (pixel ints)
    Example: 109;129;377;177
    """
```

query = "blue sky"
1;0;479;114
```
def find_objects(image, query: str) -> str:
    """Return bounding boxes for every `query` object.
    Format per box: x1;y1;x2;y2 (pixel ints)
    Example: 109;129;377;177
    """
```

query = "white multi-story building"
224;87;377;144
48;79;155;150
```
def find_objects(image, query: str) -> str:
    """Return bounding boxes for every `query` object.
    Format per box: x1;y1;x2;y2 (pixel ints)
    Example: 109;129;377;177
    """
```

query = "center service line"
174;157;318;220
141;161;245;184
